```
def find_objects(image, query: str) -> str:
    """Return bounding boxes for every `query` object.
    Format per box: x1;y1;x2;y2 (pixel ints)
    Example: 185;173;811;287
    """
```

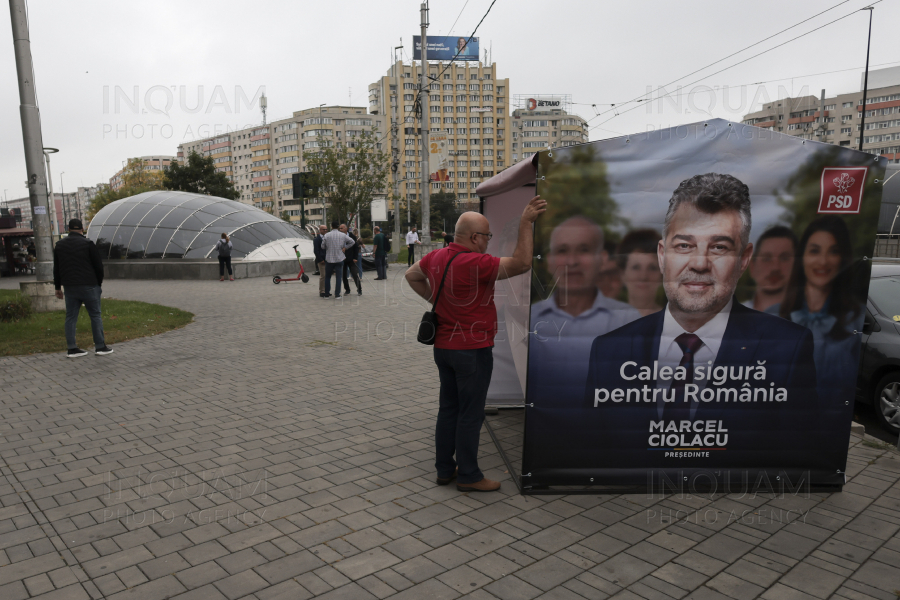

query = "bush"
360;228;373;239
0;293;33;323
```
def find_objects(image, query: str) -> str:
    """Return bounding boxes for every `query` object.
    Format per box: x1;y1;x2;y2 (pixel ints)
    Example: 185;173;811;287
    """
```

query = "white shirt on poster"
655;298;733;418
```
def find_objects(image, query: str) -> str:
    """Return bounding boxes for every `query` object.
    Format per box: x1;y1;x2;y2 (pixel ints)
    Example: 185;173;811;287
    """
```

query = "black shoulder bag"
417;250;470;345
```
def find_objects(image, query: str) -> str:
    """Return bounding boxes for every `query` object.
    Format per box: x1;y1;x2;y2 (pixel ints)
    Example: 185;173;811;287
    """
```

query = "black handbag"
417;250;469;345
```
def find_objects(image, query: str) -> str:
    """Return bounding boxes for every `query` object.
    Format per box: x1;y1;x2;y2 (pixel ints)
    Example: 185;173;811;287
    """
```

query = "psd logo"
818;167;867;214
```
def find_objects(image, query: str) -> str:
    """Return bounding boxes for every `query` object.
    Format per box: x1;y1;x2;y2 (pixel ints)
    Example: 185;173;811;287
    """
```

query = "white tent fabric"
477;156;538;404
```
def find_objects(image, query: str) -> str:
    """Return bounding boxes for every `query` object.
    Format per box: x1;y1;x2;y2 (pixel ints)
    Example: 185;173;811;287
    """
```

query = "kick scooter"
272;245;309;284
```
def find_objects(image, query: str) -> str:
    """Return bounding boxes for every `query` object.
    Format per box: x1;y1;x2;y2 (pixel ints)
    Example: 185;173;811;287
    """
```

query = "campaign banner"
429;134;450;182
523;119;885;489
413;36;479;61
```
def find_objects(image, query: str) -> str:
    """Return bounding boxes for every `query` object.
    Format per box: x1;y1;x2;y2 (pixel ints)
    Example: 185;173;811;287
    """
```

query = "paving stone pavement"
1;271;899;600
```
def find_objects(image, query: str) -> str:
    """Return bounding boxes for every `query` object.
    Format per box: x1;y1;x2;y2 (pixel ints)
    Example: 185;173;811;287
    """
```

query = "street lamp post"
858;6;874;152
42;147;59;238
60;171;68;226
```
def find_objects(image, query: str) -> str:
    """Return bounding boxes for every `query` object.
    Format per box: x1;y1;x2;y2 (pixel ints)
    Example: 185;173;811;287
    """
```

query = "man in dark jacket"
313;225;327;297
339;224;362;295
53;219;113;357
372;226;387;280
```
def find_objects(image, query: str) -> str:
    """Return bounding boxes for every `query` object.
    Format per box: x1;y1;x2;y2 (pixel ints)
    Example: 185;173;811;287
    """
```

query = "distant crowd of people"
312;221;391;298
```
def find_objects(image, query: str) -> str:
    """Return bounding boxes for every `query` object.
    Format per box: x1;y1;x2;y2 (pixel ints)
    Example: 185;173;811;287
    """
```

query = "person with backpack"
215;233;234;281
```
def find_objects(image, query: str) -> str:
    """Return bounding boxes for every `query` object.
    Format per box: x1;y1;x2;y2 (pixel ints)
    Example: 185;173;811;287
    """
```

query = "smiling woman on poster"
774;216;865;408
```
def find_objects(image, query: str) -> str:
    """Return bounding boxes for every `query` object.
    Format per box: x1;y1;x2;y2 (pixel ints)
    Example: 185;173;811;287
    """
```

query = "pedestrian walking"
53;218;113;358
215;233;234;281
313;224;328;297
405;196;546;492
372;226;388;280
406;226;421;267
321;220;355;299
340;224;362;296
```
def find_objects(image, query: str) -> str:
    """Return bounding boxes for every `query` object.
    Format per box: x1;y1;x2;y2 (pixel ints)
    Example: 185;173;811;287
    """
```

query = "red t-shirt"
419;243;501;350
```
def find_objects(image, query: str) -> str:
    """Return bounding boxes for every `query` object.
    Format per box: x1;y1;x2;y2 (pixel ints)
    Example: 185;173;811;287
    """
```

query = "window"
456;84;466;91
302;117;333;126
842;102;853;108
404;94;414;101
469;84;480;91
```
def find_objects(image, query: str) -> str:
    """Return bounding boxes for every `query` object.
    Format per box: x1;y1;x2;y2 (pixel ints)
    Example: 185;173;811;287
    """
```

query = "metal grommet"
548;152;552;157
802;140;806;144
845;401;849;405
728;123;732;127
589;478;594;482
853;330;859;335
535;254;542;260
704;123;708;127
875;179;880;183
625;139;630;144
683;477;688;481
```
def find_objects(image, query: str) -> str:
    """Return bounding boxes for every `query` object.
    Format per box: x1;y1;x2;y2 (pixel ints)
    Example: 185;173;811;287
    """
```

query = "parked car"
857;259;900;435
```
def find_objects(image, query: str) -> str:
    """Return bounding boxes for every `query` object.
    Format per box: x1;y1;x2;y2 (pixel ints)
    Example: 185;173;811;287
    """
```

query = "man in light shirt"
528;216;639;408
579;173;818;466
406;226;421;267
321;220;356;299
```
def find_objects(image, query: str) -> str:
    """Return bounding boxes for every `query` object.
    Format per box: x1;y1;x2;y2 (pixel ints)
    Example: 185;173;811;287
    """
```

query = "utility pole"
392;45;402;254
419;1;431;243
859;6;873;152
10;0;54;284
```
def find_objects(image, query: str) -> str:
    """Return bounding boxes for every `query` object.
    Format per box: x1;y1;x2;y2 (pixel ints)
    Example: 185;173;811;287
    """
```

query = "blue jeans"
375;254;387;279
325;262;343;296
64;285;106;350
433;346;493;484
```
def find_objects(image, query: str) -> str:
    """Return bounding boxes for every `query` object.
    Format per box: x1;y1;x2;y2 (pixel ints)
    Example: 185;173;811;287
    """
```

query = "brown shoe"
457;478;500;493
436;468;458;486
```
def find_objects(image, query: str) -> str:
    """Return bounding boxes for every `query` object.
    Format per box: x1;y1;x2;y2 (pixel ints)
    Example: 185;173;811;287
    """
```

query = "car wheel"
873;372;900;435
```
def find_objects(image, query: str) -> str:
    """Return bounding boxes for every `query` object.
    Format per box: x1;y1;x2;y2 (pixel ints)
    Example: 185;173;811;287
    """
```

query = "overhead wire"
590;0;885;133
586;0;855;124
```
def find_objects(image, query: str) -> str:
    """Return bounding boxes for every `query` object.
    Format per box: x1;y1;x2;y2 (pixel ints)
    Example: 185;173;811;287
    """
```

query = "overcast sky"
1;0;896;200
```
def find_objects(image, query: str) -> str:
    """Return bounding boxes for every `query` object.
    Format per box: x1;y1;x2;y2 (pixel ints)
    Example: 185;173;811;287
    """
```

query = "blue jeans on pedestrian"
325;262;343;296
64;285;106;350
433;346;493;484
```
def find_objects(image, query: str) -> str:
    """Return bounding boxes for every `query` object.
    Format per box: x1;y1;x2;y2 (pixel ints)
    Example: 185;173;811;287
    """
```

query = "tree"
86;185;127;220
163;151;240;200
429;191;461;233
304;128;391;224
122;157;166;191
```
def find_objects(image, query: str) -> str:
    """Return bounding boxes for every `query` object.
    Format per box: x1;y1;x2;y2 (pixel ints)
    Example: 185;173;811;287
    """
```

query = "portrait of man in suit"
580;173;819;467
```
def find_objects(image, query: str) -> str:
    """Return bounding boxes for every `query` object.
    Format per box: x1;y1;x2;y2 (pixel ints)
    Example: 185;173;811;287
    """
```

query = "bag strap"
430;250;470;314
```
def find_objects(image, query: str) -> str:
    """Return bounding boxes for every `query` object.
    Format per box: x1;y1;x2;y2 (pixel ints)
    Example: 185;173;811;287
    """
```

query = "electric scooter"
272;245;309;284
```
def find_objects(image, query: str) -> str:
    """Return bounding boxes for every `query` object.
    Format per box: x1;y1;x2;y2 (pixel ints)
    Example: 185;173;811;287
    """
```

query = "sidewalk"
0;273;897;600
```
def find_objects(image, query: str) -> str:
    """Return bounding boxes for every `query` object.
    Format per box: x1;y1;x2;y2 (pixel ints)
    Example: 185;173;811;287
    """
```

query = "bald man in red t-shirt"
406;196;546;492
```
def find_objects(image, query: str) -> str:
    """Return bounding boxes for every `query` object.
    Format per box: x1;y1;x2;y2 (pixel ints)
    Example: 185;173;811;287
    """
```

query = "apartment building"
741;66;900;164
368;60;511;203
509;95;589;164
6;193;68;233
76;185;105;223
177;106;386;226
109;156;174;190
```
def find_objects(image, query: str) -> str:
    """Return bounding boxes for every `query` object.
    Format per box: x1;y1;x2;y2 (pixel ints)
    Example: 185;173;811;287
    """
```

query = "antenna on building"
260;93;268;125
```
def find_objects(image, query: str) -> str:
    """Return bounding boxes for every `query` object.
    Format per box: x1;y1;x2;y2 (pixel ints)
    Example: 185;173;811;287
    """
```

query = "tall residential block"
368;60;511;204
509;95;589;164
177;106;387;226
741;66;900;164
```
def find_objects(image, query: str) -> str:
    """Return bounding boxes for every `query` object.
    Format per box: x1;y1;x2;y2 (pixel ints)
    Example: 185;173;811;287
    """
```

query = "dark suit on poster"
554;300;822;472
